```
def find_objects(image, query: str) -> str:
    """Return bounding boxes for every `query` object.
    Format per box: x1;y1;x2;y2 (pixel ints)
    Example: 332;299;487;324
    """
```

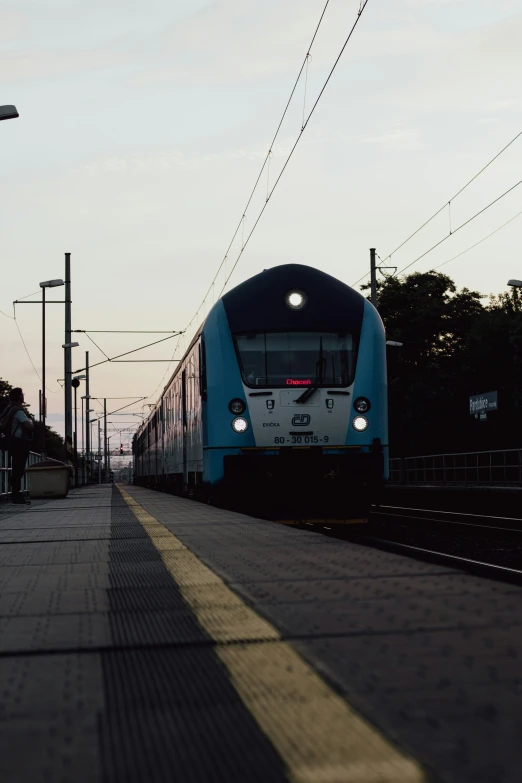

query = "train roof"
222;263;366;334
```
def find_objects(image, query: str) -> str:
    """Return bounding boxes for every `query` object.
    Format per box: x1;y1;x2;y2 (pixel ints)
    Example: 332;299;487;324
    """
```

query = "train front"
202;264;388;517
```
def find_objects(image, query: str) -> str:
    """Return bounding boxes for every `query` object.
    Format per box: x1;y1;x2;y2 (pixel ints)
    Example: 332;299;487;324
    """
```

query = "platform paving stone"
2;483;522;783
128;484;522;783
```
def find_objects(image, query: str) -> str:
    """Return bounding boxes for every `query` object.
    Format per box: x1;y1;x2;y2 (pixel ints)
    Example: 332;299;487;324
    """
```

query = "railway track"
371;504;522;535
281;504;522;585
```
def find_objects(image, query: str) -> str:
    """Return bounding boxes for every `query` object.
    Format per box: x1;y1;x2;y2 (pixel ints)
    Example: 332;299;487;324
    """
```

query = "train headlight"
228;398;246;415
354;397;371;413
352;416;368;432
284;289;307;310
232;417;249;433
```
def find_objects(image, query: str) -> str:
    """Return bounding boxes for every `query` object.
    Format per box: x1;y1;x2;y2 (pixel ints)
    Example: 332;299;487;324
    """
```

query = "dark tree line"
0;378;65;460
369;271;522;457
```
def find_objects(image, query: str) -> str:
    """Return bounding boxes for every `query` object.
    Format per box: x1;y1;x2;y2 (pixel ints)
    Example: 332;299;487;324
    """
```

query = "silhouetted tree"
366;271;522;455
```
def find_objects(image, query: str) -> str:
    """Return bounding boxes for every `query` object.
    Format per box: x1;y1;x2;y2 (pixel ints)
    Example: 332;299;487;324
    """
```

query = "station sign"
469;391;498;420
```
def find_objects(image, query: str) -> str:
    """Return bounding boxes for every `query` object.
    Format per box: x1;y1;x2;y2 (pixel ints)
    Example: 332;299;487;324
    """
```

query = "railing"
0;450;45;498
389;448;522;487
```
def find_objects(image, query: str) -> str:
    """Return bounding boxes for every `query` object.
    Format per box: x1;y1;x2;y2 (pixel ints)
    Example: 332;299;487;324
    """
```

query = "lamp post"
0;105;19;121
98;421;102;484
107;433;117;482
85;352;90;486
71;378;80;485
72;375;86;486
62;341;79;468
39;279;65;455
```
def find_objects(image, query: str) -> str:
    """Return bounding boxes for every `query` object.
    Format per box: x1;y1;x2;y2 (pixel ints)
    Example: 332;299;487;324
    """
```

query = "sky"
1;0;521;448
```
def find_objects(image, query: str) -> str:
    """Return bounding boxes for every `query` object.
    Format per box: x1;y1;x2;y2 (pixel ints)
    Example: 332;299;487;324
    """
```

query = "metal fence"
0;450;46;498
389;448;522;486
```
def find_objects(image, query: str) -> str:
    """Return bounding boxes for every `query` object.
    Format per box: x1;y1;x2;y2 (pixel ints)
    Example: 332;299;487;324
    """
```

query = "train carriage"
134;264;388;518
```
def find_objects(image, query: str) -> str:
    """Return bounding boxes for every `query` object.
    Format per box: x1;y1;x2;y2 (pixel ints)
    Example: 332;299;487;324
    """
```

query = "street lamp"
39;278;65;454
507;280;522;288
0;105;19;121
72;375;86;486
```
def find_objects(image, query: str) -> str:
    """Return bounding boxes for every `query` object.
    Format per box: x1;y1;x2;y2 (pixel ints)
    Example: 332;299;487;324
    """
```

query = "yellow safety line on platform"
117;485;425;783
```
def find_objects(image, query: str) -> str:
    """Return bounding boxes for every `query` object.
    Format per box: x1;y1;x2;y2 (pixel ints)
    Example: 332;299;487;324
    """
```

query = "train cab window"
234;332;354;388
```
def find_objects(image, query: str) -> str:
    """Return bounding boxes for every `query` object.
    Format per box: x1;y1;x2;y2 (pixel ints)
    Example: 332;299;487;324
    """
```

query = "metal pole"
370;248;377;307
98;421;101;485
74;384;78;487
104;398;108;483
90;419;95;482
108;436;111;480
81;396;84;485
42;287;46;456
85;352;90;486
64;252;72;465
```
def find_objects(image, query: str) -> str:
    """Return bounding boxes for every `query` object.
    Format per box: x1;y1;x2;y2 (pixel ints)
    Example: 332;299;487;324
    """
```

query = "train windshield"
234;332;354;388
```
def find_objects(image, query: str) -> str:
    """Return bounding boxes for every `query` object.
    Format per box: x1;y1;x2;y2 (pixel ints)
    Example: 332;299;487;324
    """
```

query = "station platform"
1;485;522;783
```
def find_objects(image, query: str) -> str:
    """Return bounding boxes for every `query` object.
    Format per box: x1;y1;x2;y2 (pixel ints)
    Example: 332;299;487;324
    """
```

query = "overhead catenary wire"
84;332;110;360
195;0;332;312
73;330;180;334
381;128;522;264
395;178;522;276
13;317;60;394
146;1;371;407
219;0;371;295
73;332;183;373
144;1;338;405
432;209;522;271
90;398;147;422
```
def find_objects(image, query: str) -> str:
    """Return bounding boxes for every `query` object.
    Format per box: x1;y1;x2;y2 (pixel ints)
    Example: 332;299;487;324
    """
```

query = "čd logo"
291;414;311;427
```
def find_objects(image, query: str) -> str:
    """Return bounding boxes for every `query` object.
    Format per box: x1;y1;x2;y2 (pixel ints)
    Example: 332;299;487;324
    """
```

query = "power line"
73;332;183;373
73;330;180;334
145;0;370;406
1;289;40;319
194;0;333;316
14;319;42;383
144;1;336;405
351;270;370;288
395;178;522;276
84;332;110;360
13;317;60;394
381;128;522;264
90;398;147;422
432;209;522;272
220;1;371;295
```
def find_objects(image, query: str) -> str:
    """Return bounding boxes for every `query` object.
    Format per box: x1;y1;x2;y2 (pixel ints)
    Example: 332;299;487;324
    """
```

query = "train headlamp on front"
284;289;307;310
232;417;249;433
354;397;371;413
228;398;246;415
352;416;368;432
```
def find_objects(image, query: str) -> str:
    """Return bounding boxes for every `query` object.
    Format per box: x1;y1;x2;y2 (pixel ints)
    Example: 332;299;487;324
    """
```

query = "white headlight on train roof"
284;289;307;310
352;416;368;432
232;417;249;433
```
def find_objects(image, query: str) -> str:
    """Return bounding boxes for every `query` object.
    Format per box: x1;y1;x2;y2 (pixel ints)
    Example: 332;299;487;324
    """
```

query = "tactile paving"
3;482;522;783
125;484;522;783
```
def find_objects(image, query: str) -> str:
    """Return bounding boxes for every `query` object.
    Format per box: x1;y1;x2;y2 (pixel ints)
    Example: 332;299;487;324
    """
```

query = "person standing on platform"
7;388;33;505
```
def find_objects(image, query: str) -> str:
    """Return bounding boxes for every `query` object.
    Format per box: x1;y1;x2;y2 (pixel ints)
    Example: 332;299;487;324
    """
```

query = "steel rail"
344;533;522;586
371;508;522;535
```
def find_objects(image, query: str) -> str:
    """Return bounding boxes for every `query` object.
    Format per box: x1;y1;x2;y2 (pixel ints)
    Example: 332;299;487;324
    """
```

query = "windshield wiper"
296;340;326;404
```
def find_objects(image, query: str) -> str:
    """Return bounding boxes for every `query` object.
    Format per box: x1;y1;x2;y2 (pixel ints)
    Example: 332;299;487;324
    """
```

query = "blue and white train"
133;264;388;517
